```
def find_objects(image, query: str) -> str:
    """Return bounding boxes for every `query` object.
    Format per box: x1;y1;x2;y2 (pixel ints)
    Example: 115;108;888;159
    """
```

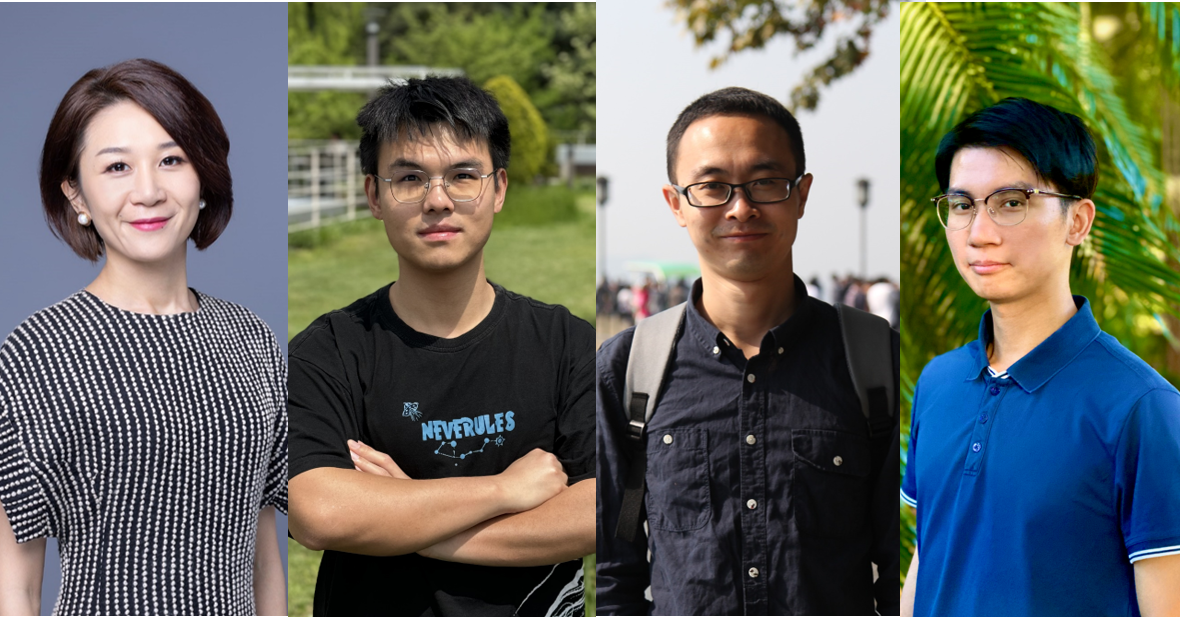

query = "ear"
492;168;507;214
1065;198;1095;247
662;184;689;228
794;173;813;219
61;179;88;216
364;175;383;220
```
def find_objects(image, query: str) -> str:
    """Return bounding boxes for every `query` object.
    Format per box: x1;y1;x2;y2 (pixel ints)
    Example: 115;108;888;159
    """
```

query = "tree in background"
288;2;370;140
484;75;549;185
899;1;1180;586
540;2;596;135
668;0;895;111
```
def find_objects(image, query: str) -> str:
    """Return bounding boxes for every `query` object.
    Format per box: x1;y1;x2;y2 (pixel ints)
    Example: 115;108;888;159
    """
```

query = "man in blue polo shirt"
901;98;1180;617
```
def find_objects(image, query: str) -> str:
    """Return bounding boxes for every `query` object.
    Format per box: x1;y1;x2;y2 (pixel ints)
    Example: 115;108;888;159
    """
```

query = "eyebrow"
687;160;789;181
946;180;1036;196
94;141;179;156
387;158;485;171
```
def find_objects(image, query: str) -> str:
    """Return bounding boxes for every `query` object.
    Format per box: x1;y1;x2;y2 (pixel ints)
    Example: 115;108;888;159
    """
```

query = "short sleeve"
260;334;288;514
0;348;52;543
288;321;363;480
555;316;595;484
1115;388;1180;563
901;382;920;509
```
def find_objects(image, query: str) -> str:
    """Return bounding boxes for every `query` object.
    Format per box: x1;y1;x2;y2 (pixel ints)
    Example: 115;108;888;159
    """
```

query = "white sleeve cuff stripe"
900;489;917;507
1129;545;1180;563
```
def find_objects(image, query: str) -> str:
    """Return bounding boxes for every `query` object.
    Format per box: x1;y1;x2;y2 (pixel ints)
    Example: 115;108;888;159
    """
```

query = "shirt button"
746;434;756;445
747;499;757;509
712;346;720;355
748;567;759;578
989;386;1000;395
979;413;988;423
747;374;756;384
663;434;673;445
833;455;844;467
972;442;981;453
777;347;784;354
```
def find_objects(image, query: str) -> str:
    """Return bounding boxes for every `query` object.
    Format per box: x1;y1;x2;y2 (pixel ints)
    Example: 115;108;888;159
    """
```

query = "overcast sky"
597;2;901;285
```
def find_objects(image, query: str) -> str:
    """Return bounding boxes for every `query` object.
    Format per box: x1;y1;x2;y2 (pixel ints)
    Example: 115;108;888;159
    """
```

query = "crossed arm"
288;443;596;566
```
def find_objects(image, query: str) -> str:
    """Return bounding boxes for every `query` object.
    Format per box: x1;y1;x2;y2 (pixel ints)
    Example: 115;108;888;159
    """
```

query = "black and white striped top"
0;290;288;616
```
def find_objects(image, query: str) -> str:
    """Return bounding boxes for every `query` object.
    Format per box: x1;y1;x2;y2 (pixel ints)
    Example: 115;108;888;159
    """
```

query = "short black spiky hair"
357;76;510;177
935;98;1098;205
666;87;806;184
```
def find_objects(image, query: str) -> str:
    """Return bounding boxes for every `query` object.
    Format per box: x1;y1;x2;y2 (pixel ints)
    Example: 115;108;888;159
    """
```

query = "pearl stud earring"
198;200;206;210
77;213;90;226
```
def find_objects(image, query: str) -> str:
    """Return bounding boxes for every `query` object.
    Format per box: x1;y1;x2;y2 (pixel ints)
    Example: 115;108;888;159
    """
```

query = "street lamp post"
857;178;871;280
597;176;609;282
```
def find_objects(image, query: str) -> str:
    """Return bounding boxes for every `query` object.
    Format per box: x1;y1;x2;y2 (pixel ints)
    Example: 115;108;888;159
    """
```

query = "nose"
965;204;1001;247
422;178;454;213
130;167;166;207
724;187;760;222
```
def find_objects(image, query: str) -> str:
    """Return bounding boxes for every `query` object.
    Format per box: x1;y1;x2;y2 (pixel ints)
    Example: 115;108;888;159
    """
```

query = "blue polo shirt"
902;297;1180;617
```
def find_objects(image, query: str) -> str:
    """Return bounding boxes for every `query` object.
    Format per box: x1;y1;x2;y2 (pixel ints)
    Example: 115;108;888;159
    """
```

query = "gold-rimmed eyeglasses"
932;187;1081;231
372;168;496;204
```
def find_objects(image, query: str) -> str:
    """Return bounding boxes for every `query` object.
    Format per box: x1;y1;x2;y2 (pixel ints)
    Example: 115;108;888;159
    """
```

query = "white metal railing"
288;65;464;92
288;140;366;232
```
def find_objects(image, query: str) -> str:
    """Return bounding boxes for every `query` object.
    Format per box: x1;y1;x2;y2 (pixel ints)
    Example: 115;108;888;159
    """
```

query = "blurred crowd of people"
596;274;900;331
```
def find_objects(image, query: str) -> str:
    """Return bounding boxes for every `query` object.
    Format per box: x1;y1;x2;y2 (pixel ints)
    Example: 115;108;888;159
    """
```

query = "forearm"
1135;554;1180;617
253;507;286;616
419;478;595;567
901;550;918;617
289;467;513;556
0;502;45;617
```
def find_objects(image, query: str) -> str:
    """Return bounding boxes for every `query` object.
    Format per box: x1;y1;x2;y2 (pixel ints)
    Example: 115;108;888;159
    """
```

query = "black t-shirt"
289;281;594;617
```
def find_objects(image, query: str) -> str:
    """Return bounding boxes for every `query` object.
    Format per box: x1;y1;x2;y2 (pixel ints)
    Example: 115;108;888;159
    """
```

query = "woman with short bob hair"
0;59;286;616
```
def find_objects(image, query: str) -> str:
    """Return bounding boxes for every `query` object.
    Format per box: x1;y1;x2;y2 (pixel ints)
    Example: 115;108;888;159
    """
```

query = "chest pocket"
645;427;711;532
792;429;871;538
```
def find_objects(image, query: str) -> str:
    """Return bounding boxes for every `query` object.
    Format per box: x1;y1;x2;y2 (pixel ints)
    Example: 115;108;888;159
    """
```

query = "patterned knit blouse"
0;290;288;616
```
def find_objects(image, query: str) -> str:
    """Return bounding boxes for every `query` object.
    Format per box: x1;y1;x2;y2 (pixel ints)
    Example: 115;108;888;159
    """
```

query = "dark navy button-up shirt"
903;297;1180;617
597;278;899;616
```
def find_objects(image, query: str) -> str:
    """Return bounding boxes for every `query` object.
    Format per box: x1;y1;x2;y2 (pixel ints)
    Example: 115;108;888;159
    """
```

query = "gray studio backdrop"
0;3;288;613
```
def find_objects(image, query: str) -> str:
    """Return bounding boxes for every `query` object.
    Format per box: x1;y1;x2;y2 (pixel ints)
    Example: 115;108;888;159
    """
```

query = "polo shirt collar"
684;275;815;362
967;295;1101;392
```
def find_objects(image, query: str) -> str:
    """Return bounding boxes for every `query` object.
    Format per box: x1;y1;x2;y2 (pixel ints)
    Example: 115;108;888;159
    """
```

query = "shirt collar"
966;296;1101;392
684;274;815;362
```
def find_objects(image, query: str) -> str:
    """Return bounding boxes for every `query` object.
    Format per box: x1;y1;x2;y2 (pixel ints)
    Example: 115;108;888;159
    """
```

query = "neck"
987;279;1077;372
697;266;797;360
389;252;496;338
87;248;196;314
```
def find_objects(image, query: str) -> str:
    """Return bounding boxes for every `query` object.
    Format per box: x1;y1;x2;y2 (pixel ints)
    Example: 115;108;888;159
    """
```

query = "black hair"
665;87;806;183
357;76;510;177
934;98;1098;204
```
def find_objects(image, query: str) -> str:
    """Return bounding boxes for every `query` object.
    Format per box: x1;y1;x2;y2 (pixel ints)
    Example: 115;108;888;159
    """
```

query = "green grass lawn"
288;201;596;616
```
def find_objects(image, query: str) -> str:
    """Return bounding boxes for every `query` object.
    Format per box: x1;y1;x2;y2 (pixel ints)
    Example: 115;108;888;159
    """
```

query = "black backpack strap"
836;303;895;438
616;303;687;542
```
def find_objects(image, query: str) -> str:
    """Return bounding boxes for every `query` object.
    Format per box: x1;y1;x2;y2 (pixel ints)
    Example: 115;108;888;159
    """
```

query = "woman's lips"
129;217;169;232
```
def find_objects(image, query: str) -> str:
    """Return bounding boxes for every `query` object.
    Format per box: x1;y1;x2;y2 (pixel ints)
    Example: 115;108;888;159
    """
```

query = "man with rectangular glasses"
901;97;1180;617
287;76;595;617
596;87;900;615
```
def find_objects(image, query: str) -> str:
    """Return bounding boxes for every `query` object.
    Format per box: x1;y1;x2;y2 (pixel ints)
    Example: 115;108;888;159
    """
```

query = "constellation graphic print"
403;402;421;421
421;411;515;465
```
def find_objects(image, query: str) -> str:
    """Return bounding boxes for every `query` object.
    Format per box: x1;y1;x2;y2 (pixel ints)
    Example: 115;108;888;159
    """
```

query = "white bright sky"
597;1;901;285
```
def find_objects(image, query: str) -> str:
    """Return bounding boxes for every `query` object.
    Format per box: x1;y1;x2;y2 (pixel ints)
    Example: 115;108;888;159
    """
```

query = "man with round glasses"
287;76;595;616
901;98;1180;617
597;87;900;615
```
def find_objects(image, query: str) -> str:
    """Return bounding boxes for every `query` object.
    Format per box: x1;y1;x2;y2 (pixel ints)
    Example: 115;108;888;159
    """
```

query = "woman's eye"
106;162;129;173
161;156;185;166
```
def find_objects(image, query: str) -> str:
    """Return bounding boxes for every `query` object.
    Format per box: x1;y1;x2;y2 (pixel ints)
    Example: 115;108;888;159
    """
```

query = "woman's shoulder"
193;291;278;341
3;291;94;345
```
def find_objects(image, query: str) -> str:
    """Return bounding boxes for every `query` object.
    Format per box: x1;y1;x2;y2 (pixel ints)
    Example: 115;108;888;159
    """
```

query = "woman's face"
64;100;202;266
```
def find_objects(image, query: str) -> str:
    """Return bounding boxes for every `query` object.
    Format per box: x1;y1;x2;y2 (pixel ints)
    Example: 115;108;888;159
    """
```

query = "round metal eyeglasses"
672;175;805;208
932;187;1081;231
372;169;496;204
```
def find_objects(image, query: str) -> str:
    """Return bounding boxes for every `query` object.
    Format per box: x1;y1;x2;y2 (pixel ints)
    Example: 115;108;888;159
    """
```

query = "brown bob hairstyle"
40;58;232;261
